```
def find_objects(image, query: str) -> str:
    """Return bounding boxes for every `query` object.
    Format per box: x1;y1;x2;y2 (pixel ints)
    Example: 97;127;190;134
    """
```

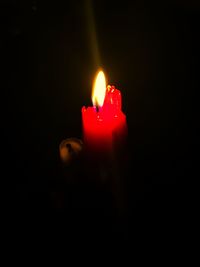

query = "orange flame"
92;70;106;107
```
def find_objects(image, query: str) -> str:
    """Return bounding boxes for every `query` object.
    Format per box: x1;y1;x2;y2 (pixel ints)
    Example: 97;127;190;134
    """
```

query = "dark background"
1;0;199;242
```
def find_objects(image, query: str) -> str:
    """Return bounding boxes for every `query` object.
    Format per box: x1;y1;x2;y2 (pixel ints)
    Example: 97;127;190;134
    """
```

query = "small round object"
59;138;83;165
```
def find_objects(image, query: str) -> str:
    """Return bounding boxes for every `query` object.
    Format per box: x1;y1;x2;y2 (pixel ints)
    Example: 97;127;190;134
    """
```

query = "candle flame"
92;70;106;107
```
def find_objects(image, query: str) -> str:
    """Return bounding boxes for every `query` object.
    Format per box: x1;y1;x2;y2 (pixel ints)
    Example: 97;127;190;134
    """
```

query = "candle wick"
94;98;100;112
96;105;100;112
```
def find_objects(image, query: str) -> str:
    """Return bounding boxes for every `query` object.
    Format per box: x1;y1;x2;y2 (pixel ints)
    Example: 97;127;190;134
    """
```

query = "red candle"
82;70;127;159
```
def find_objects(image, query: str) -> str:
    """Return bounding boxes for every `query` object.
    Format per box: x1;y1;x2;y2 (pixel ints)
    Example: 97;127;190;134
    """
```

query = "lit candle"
82;70;127;160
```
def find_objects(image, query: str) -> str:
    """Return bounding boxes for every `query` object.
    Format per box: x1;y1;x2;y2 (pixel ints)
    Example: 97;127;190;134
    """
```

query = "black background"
1;0;199;243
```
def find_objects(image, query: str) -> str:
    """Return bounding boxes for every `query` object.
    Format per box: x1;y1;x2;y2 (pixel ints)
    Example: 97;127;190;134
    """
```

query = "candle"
82;70;127;160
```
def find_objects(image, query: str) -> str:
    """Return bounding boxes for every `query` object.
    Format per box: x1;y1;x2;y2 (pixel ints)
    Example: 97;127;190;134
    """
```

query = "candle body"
82;86;127;159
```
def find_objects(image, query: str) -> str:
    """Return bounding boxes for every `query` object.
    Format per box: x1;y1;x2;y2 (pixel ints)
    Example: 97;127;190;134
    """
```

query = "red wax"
82;85;127;157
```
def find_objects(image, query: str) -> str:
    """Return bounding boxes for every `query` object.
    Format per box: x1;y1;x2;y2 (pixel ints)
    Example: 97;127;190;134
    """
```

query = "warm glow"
92;70;106;107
